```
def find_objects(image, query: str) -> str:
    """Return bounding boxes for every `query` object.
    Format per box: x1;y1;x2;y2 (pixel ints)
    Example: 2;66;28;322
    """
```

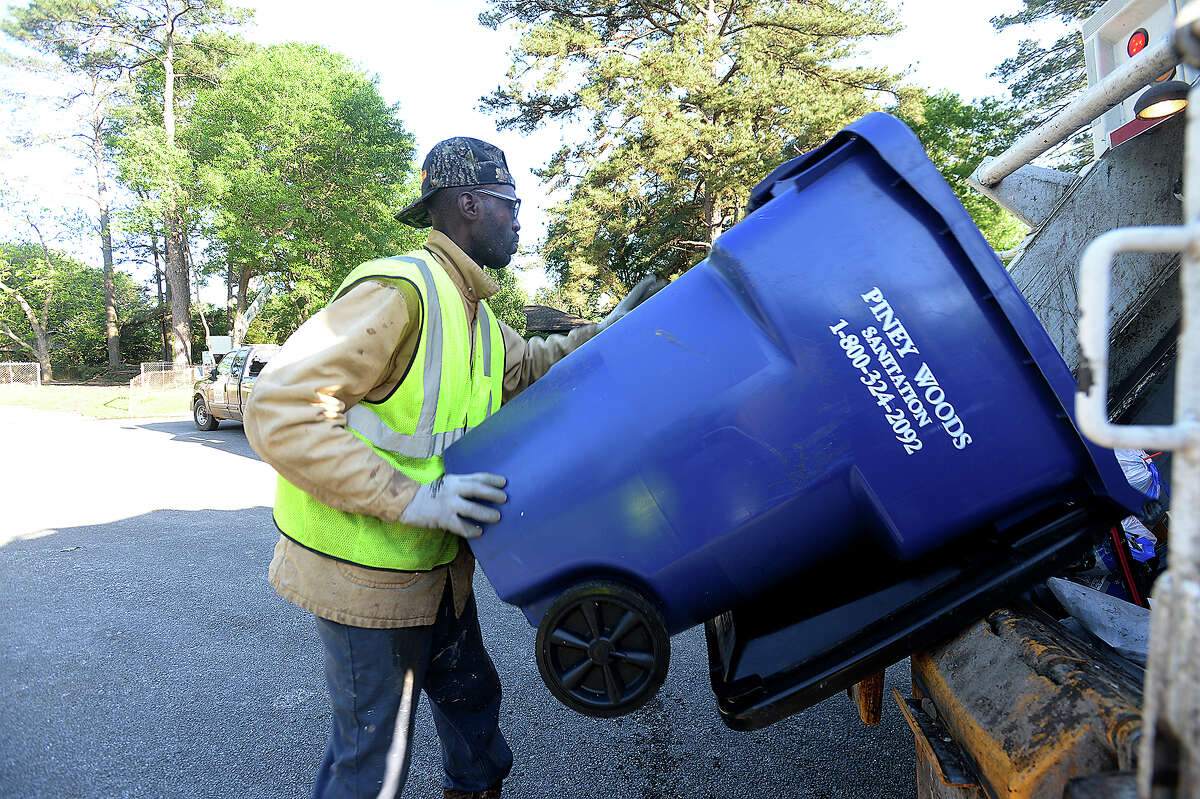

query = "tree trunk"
26;217;56;380
701;187;722;246
232;264;252;347
226;260;234;334
164;218;191;364
150;230;170;362
0;281;53;382
161;28;192;366
193;253;211;342
92;128;119;369
34;331;52;383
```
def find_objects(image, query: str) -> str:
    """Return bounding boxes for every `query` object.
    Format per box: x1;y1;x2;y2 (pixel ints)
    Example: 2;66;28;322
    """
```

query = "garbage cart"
443;113;1148;722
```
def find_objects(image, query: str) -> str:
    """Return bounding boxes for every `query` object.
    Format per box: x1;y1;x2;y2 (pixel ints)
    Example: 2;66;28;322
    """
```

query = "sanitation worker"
245;137;664;799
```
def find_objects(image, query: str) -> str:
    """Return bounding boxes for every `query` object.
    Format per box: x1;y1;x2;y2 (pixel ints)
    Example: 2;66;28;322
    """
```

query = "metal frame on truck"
895;0;1200;795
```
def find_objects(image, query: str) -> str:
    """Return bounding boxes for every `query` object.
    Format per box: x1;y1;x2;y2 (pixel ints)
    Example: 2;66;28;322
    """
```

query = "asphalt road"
0;407;916;799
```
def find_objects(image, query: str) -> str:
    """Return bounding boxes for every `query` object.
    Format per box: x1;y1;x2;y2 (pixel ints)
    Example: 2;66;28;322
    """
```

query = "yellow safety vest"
273;250;505;570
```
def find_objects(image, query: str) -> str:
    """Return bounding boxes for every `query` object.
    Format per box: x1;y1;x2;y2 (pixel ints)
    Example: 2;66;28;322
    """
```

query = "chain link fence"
129;363;200;417
0;362;42;386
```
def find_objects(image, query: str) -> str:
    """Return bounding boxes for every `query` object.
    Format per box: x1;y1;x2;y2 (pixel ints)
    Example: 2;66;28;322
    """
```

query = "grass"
0;383;193;419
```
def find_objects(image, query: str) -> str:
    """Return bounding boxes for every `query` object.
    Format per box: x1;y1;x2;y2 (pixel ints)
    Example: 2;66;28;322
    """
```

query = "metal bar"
1075;60;1200;796
1076;223;1200;451
1135;72;1200;799
977;35;1179;187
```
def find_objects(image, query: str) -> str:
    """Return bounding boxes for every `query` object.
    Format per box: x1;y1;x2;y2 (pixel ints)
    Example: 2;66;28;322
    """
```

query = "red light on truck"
1128;28;1149;57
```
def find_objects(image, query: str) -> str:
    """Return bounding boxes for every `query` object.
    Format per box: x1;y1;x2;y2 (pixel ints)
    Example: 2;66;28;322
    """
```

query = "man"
245;137;664;799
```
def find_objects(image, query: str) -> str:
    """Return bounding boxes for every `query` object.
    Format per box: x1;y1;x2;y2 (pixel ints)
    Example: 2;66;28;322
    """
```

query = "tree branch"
717;58;739;87
718;0;737;36
26;216;57;332
631;0;675;35
726;20;882;39
172;72;218;85
0;277;42;341
0;318;37;354
44;19;163;59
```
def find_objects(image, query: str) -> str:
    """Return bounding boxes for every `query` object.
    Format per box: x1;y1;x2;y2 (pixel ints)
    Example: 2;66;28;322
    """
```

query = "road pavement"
0;407;915;798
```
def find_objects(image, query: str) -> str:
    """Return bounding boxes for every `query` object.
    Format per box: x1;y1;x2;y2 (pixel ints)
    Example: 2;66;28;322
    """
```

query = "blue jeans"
311;587;513;799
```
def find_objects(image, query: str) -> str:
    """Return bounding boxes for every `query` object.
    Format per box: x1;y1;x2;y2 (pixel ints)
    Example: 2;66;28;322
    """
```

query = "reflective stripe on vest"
273;250;505;571
345;295;498;456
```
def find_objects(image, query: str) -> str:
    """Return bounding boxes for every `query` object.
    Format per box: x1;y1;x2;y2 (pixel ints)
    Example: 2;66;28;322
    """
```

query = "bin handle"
1076;224;1200;453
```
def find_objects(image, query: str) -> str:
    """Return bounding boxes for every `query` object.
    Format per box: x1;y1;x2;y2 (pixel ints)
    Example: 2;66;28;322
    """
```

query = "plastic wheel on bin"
194;398;219;431
535;580;670;717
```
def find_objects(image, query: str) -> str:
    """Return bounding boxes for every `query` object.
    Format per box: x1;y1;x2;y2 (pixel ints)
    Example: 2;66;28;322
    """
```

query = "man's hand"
399;473;508;539
597;274;668;331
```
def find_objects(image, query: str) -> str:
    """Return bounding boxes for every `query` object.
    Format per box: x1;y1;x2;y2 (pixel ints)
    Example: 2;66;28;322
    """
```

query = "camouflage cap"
395;137;516;228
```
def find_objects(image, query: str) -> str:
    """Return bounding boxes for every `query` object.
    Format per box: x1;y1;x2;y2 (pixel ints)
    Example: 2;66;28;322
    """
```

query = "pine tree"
990;0;1107;169
481;0;918;314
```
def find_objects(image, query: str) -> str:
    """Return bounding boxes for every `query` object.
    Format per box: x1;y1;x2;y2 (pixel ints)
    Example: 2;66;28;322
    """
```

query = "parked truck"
657;1;1191;796
192;343;279;430
886;0;1197;796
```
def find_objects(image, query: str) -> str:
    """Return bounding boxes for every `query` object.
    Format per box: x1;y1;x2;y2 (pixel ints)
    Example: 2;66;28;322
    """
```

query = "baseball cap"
395;137;516;228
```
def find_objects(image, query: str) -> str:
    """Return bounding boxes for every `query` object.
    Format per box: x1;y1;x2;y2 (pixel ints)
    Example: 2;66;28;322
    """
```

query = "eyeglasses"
472;188;521;219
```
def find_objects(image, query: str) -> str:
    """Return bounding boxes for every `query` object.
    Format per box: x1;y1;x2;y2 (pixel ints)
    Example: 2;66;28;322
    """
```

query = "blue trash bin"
444;113;1146;717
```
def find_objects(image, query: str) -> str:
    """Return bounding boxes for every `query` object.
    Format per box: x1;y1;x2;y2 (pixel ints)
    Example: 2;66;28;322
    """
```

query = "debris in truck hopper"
1115;448;1166;500
1047;577;1150;664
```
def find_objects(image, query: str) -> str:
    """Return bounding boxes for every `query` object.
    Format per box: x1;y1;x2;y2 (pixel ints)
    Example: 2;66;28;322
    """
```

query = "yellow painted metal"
911;608;1143;799
847;670;885;726
895;687;988;799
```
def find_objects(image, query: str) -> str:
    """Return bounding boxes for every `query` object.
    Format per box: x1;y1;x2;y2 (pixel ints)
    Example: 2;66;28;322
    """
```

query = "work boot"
443;779;502;799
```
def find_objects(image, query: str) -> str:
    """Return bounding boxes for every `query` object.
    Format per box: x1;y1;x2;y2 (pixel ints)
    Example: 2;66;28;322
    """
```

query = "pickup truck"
192;344;279;430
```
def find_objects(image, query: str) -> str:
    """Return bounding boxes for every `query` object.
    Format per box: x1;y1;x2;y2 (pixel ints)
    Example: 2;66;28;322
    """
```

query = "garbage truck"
885;0;1200;796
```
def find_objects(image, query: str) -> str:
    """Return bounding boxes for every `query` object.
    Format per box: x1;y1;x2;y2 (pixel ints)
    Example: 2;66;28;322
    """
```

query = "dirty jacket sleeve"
244;280;422;523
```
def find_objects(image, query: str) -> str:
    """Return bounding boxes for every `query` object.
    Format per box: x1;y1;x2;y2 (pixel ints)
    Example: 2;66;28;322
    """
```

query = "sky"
2;0;1039;300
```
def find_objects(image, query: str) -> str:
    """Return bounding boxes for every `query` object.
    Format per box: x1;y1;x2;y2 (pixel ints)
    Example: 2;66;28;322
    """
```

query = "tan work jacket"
245;230;598;628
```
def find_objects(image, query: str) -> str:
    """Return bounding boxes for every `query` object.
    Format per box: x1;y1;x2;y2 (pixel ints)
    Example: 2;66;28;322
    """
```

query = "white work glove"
597;274;668;331
399;473;508;539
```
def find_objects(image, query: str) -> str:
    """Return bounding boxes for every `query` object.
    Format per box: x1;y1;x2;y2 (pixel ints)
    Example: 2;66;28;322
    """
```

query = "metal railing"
1072;5;1200;796
970;1;1200;793
976;34;1180;187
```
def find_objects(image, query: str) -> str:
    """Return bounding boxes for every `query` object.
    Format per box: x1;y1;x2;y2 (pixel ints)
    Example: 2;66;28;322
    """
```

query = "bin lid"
746;113;1147;519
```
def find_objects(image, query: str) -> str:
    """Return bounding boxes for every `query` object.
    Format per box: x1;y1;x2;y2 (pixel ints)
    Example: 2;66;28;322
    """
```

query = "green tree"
0;31;131;369
0;239;156;379
897;91;1027;251
487;266;528;335
532;283;589;320
50;264;159;376
991;0;1106;169
6;0;251;365
185;43;423;344
481;0;918;314
0;236;60;380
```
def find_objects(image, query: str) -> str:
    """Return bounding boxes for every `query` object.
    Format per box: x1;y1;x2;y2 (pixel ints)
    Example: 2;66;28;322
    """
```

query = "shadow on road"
133;419;262;462
0;505;327;799
0;506;918;799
